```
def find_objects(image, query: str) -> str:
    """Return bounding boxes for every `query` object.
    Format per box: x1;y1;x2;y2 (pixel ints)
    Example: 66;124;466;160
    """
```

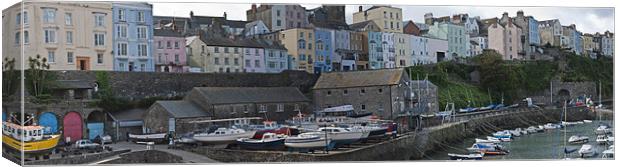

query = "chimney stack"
224;12;227;19
190;11;194;17
517;10;524;17
358;6;363;12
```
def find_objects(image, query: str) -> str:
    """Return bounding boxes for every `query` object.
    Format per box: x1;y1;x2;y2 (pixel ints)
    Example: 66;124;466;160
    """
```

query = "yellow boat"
2;121;61;153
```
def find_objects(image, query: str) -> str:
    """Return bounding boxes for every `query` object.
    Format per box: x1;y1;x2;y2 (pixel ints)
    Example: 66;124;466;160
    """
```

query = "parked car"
93;134;113;144
75;139;101;150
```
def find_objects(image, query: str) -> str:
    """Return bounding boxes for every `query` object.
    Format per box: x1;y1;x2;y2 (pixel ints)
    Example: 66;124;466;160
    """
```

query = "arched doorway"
38;112;58;134
63;112;83;143
557;89;571;104
86;111;106;140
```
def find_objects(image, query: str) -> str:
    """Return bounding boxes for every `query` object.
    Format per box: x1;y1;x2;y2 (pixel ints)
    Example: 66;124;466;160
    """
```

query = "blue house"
112;2;154;72
368;31;384;69
313;27;334;74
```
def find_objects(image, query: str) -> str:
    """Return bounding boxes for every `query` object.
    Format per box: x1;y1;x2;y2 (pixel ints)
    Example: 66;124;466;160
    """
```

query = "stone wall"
183;107;599;162
53;70;318;100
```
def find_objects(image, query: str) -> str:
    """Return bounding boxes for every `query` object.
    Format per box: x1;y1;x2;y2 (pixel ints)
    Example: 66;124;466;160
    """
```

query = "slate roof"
52;80;93;89
414;22;429;31
110;108;145;121
191;87;310;104
349;20;375;30
313;68;406;89
225;20;249;28
154;29;183;37
156;101;211;118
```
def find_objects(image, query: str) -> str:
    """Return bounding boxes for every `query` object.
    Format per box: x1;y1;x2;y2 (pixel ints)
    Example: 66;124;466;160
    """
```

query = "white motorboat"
578;144;596;158
476;138;500;144
487;136;510;142
596;135;609;145
606;137;614;145
284;133;331;150
568;135;589;144
348;124;387;139
583;120;593;123
128;133;167;143
516;128;528;135
509;130;522;137
525;126;538;133
576;121;584;124
544;123;561;130
193;127;256;144
303;127;366;147
448;153;484;160
595;125;612;135
492;130;512;139
601;148;614;159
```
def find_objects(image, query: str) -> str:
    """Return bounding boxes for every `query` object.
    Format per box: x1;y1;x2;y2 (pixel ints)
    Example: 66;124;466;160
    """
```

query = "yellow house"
2;1;114;71
279;28;315;73
352;6;403;33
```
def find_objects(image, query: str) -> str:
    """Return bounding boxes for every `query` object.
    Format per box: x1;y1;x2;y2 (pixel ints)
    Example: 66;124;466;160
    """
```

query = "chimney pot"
359;6;363;12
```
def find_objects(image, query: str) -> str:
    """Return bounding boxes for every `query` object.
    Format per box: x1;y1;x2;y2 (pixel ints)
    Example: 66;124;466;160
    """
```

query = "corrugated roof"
313;68;406;89
191;87;310;104
156;101;211;118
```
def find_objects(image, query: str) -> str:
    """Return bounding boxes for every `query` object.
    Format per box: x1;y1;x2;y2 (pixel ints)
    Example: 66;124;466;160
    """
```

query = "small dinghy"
487;136;510;142
448;153;484;160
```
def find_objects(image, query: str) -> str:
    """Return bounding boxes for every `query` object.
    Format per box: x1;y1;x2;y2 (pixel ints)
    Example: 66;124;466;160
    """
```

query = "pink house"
154;29;189;72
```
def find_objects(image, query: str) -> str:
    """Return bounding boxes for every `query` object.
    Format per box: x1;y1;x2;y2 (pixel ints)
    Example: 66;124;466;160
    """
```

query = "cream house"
352;6;403;33
2;1;114;71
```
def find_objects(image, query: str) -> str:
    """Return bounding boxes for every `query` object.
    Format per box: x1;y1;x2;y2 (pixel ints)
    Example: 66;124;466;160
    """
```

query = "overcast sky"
152;3;614;34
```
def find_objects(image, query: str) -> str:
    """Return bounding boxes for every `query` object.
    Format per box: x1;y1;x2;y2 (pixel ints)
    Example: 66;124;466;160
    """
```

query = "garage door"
87;122;104;140
63;112;83;142
38;112;58;134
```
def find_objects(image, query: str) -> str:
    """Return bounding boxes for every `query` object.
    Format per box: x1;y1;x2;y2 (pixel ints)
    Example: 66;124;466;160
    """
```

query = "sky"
152;3;614;34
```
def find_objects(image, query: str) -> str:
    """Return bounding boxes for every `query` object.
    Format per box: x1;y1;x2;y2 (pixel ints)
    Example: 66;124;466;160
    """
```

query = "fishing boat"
487;136;510;142
128;132;168;143
475;138;500;144
568;135;589;144
193;127;256;144
595;125;612;135
303;127;367;147
448;153;484;160
236;133;285;150
2;121;61;153
284;133;332;150
595;135;611;145
578;144;596;158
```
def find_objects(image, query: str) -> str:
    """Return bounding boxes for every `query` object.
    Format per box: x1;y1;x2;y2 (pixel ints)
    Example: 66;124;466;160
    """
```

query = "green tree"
26;55;54;97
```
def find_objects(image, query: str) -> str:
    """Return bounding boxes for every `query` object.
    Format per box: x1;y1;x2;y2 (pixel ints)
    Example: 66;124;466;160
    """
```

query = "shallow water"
426;120;614;160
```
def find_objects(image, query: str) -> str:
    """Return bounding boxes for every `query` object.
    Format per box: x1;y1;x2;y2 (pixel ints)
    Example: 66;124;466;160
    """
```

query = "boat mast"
563;101;567;159
550;80;553;108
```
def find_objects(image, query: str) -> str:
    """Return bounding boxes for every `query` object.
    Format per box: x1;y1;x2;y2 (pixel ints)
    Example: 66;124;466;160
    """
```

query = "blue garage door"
38;112;58;134
87;122;104;140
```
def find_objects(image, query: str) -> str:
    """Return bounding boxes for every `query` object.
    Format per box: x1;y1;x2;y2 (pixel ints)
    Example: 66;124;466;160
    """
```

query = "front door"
128;62;134;71
76;57;90;70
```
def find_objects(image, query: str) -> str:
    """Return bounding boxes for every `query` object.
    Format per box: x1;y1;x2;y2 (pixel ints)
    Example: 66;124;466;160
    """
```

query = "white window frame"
137;26;147;39
138;43;148;57
67;52;74;64
47;51;55;63
65;12;72;25
137;11;145;22
43;8;56;23
66;31;73;44
117;42;128;56
276;104;284;112
259;105;267;113
97;53;104;64
118;24;127;38
44;29;56;43
118;9;125;21
94;32;105;46
94;13;105;27
24;31;29;44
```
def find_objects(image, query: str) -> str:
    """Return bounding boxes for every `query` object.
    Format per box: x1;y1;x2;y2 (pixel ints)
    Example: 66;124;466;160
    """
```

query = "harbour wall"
183;107;606;162
101;150;183;164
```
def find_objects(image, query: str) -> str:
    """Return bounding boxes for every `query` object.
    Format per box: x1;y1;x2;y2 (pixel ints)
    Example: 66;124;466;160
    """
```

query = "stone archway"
557;89;571;104
86;111;106;140
38;112;59;134
63;111;83;143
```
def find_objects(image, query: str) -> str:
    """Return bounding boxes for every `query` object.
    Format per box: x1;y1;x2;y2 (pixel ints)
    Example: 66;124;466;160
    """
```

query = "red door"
63;112;83;143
